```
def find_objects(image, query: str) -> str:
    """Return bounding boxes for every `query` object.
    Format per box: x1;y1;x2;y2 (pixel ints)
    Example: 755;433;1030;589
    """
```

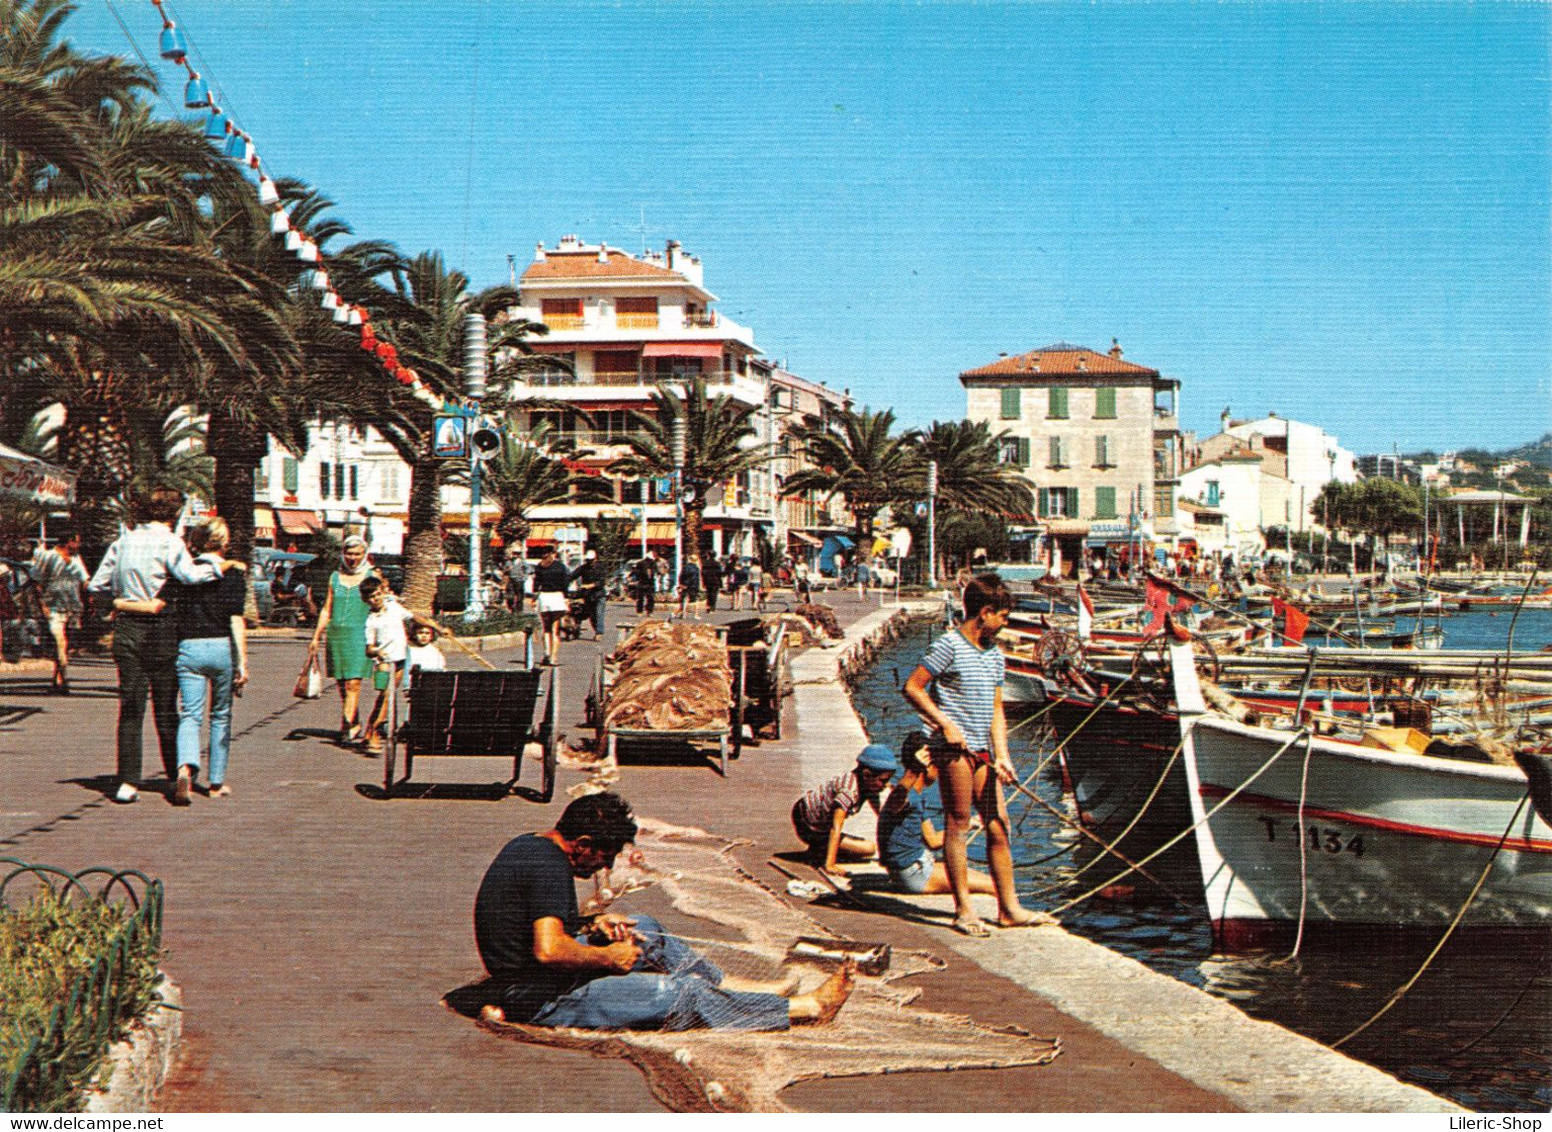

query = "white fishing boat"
1169;638;1552;950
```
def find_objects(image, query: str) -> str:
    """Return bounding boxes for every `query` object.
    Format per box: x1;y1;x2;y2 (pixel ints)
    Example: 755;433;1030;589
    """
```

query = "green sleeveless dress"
325;572;372;680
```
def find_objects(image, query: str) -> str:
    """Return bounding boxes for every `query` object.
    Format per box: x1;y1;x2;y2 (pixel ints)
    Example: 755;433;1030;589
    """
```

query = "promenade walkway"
0;589;1426;1112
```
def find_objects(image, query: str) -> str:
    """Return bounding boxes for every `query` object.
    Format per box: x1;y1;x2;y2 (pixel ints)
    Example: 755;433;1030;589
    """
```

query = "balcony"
1153;406;1179;431
544;313;585;330
615;313;659;330
682;311;719;329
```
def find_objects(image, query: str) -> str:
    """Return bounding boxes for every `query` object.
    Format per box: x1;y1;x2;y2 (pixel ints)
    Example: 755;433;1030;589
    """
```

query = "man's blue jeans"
176;636;235;786
521;914;789;1032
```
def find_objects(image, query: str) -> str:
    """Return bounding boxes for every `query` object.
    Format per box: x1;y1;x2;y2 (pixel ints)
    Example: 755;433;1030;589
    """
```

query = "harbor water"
850;608;1551;1113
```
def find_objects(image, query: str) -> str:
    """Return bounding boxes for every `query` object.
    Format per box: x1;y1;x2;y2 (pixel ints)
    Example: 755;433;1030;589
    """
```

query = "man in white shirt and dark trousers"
87;488;245;804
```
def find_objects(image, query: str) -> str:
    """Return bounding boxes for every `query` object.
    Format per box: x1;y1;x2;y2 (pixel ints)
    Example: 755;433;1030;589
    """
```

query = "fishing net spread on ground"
446;817;1062;1112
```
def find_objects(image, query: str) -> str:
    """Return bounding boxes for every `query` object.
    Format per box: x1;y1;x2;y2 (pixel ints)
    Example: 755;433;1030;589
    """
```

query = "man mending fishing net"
475;792;855;1031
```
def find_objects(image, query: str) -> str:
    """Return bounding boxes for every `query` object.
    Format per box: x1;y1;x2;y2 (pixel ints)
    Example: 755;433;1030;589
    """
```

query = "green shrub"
436;609;538;638
1;888;163;1112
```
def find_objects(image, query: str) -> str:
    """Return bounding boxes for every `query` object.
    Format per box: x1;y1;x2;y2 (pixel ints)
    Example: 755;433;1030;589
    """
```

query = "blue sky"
70;0;1550;453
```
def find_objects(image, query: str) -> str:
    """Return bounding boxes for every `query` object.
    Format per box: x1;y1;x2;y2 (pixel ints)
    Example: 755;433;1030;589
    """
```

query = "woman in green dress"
307;536;376;743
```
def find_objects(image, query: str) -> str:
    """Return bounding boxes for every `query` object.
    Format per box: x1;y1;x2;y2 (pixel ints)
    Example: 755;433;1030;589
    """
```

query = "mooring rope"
1023;738;1188;895
1277;730;1317;963
1330;792;1532;1050
1049;726;1312;916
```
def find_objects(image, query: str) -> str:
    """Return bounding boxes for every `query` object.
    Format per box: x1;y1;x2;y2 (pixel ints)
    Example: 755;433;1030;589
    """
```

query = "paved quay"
0;590;1456;1112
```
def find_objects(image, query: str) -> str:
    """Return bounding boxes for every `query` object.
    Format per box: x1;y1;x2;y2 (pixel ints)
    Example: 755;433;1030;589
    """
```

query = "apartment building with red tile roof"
960;341;1181;576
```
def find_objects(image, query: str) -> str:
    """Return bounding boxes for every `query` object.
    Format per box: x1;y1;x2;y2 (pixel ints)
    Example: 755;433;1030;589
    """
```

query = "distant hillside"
1407;433;1551;470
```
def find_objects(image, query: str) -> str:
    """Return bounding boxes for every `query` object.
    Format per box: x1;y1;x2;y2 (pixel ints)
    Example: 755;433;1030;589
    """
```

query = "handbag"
293;650;323;699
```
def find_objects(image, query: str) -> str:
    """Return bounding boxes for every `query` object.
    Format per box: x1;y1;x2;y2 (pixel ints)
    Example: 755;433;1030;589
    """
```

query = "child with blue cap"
791;744;898;876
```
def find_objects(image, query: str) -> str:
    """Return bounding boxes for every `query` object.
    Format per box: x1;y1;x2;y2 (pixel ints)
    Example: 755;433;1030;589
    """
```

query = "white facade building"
1218;412;1357;526
1176;453;1294;560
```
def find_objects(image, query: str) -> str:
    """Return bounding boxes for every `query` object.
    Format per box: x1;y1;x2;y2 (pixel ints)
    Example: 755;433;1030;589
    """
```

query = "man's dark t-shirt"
473;834;586;1019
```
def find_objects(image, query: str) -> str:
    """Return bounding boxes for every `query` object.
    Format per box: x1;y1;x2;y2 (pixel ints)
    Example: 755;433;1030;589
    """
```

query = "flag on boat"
1076;581;1095;640
1271;597;1311;645
1142;572;1196;637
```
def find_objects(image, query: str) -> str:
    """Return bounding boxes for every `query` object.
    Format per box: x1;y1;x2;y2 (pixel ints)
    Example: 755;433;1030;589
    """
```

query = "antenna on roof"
631;204;656;255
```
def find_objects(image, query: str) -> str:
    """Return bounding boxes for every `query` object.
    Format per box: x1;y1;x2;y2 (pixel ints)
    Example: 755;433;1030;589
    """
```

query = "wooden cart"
382;668;558;801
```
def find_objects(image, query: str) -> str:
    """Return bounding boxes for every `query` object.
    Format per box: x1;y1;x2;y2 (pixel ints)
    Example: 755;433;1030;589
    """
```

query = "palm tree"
910;419;1034;581
366;251;543;613
608;373;767;564
914;419;1035;517
780;405;920;540
1;1;299;552
480;429;615;550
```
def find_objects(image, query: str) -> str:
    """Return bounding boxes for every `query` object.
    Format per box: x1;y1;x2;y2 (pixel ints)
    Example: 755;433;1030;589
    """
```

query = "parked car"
251;549;318;625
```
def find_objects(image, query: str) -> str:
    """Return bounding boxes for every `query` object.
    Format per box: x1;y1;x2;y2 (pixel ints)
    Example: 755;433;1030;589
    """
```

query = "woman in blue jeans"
166;517;248;804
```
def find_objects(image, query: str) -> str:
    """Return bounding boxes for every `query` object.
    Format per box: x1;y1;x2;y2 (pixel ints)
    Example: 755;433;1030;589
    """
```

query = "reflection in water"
853;619;1551;1113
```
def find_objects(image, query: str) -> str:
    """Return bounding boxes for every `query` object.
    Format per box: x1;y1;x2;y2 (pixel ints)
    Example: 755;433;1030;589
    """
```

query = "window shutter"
283;457;299;494
1016;437;1030;465
1069;487;1079;517
1048;436;1060;468
1038;487;1050;517
1095;435;1109;466
1095;486;1116;519
1000;387;1021;420
349;465;359;499
1048;387;1068;419
319;462;331;498
1095;387;1117;418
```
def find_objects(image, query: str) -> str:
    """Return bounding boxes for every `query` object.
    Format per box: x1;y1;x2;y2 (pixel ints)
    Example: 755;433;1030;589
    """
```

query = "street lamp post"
463;312;487;621
671;415;686;589
926;459;938;589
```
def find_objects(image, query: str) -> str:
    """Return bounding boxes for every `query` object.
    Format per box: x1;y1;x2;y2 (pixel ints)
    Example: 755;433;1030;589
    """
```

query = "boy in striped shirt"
903;574;1049;937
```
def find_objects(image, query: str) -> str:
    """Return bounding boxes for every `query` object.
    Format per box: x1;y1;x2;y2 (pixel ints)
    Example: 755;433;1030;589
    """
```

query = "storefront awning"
641;342;723;359
787;530;822;547
274;508;323;536
255;506;276;539
526;521;677;547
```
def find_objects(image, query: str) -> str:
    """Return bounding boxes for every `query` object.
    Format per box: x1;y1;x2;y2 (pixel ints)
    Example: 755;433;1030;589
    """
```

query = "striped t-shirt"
919;628;1006;753
793;770;865;841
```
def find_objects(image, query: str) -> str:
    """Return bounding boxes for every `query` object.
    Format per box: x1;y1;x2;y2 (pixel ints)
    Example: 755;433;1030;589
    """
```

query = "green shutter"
1069;487;1079;517
1095;435;1109;466
1095;486;1117;519
1048;387;1068;419
1095;387;1117;419
1038;487;1050;517
1016;437;1030;466
282;457;299;493
1000;387;1021;420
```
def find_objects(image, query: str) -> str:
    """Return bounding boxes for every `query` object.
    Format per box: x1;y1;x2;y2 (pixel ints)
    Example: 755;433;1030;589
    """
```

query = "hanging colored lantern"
309;269;329;291
321;292;339;311
204;110;228;139
183;73;210;109
346;306;363;327
284;229;303;252
223;130;246;159
395;366;414;385
258;175;279;206
360;327;377;348
401;368;419;386
159;25;188;62
298;238;318;263
331;305;351;324
270;209;290;234
374;342;398;364
242;137;256;164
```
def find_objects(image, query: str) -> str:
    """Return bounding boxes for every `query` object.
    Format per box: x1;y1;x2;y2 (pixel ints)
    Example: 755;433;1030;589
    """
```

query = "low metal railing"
1;860;164;1113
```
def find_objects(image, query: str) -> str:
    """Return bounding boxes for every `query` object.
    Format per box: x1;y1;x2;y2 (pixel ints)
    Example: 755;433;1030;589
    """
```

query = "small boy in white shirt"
361;575;444;753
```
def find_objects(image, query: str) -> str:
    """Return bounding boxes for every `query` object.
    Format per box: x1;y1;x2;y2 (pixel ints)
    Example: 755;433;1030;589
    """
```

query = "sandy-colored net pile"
456;818;1061;1112
603;621;732;732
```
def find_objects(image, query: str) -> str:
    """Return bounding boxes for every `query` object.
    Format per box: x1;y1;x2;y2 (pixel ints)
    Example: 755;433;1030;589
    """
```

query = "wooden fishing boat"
1170;638;1552;950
